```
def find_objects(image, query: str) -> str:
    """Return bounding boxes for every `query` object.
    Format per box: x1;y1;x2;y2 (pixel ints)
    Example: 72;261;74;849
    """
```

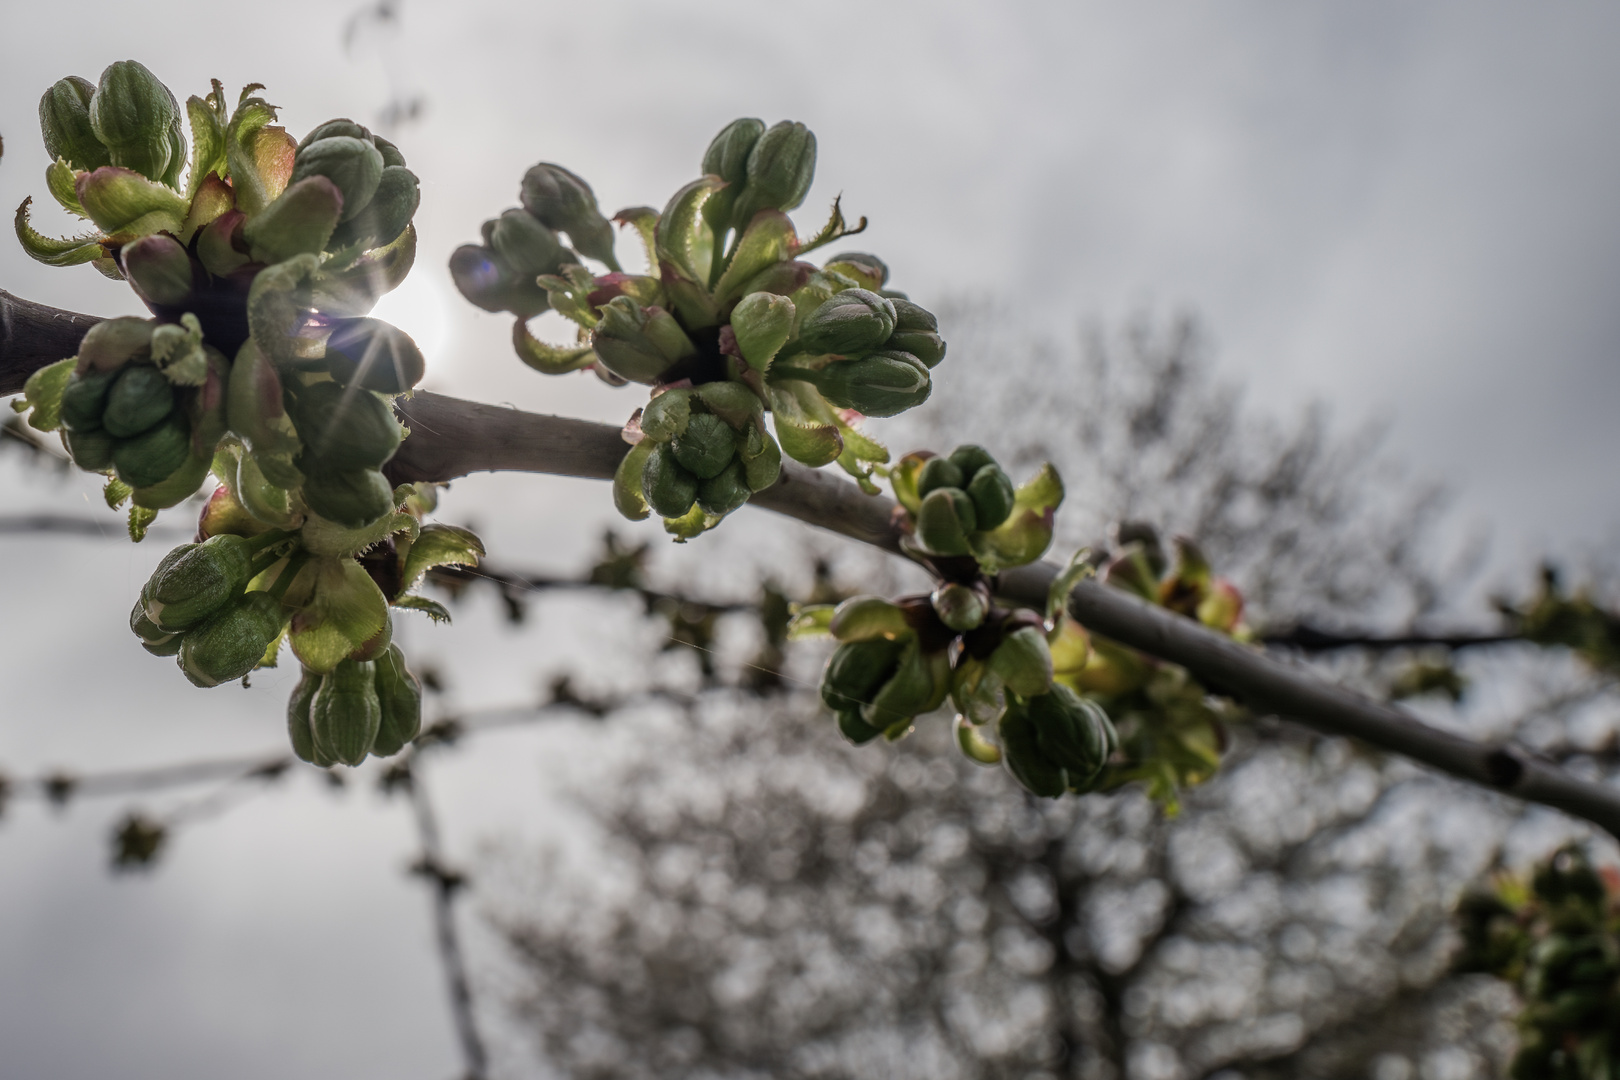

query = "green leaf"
20;358;74;432
794;195;868;260
1047;546;1095;625
245;253;319;364
714;211;796;303
398;523;485;595
392;593;452;624
223;88;290;216
613;206;659;272
612;437;654;521
152;314;208;386
767;382;842;467
289;556;389;674
535;264;601;330
836;448;881;495
104;477;132;509
185;83;228;199
655;177;722;284
128;505;158;542
833;415;888;463
46;159;88;218
512;317;594;374
14;197;104;266
74;167;188;239
299;508;417;559
786;603;836;640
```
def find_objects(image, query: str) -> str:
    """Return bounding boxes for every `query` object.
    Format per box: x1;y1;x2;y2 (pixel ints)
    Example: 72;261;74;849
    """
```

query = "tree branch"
6;290;1620;838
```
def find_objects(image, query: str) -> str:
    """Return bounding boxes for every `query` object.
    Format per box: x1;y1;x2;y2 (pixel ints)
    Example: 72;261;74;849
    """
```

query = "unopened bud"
998;703;1066;798
811;351;929;417
291;135;384;222
701;117;766;234
696;459;751;516
520;163;617;267
88;61;181;183
39;76;111;170
489;208;571;277
931;582;987;632
965;464;1015;531
65;428;115;471
102;364;175;438
242;176;345;263
144;533;256;631
311;658;382;766
829;595;911;642
287;668;325;765
915;486;975;556
887;298;946;368
289;381;402;470
641;442;699;519
821;636;905;714
916;456;964;499
113;414;191;489
370;644;423;757
328;165;419;251
1028;684;1117;792
300;466;395;528
129;598;181;657
823;252;889;291
796;288;897;357
178;592;285;688
670;412;738;479
59;368;117;432
324;317;426;393
448;244;550;318
121;233;195;308
731;121;816;228
592;297;693;383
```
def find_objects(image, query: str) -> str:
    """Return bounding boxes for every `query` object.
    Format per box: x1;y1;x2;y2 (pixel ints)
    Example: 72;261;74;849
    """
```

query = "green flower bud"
520;163;617;268
731;121;816;228
887;301;947;368
178;592;285;688
489;207;571;277
1045;696;1140;785
59;369;117;432
729;291;795;371
811;351;930;417
77;317;155;375
835;708;886;747
946;443;994;477
641;442;699;519
915;486;975;556
102;364;175;438
704;117;767;185
966;464;1015;530
931;582;987;632
39;76;111;171
65;427;116;471
989;624;1054;698
328;165;419;250
696;459;751;516
323;317;426;393
241;176;344;263
129;598;181;657
370;644;422;758
300;466;395;528
821;636;906;714
287;668;326;765
121;233;194;309
113;414;191;488
88;61;181;183
310;658;381;766
701;117;766;234
296;119;369;152
670;412;738;479
196;210;250;278
865;637;948;729
795;288;897;357
371;134;407;169
448;244;550;318
145;533;257;631
291;135;384;222
916;456;964;499
289;382;403;470
740;425;782;491
998;703;1066;798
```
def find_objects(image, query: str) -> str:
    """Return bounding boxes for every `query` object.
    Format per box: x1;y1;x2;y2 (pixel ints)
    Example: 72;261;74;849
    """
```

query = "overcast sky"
4;2;1620;1076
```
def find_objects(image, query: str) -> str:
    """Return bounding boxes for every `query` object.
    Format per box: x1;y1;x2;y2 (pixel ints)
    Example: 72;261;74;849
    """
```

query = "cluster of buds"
810;589;1118;799
1456;846;1620;1079
452;118;947;537
130;476;481;761
1502;567;1620;676
15;61;479;764
888;444;1061;572
16;61;428;539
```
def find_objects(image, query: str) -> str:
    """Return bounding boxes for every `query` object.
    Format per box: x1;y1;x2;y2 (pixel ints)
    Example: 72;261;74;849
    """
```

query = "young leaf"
20;358;75;432
14;197;104;267
392;594;452;624
398;524;485;595
289;556;389;673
